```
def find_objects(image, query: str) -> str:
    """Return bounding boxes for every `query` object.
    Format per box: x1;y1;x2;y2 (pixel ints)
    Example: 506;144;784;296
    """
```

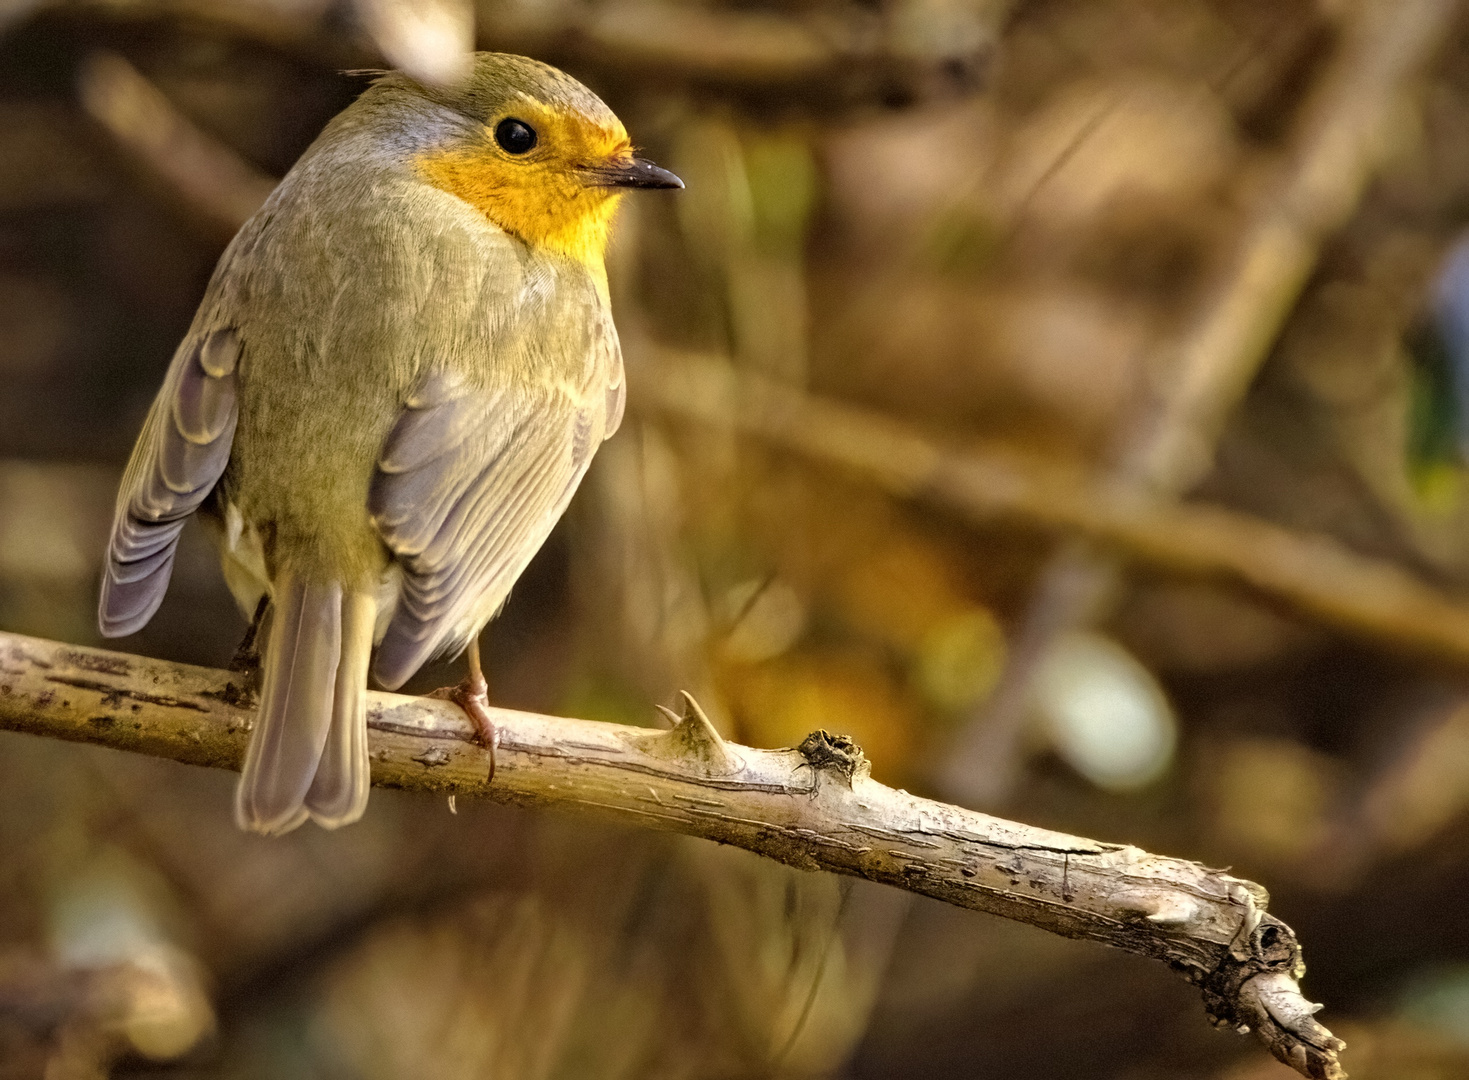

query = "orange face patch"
416;97;633;271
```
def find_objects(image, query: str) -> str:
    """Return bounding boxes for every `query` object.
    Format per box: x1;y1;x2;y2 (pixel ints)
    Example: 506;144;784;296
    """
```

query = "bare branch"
43;0;1006;105
0;630;1343;1078
939;0;1463;804
77;51;277;239
636;353;1469;669
82;30;1469;679
353;0;473;86
1123;0;1459;495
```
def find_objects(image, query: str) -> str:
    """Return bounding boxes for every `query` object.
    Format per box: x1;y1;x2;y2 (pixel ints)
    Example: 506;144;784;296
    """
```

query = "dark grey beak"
589;156;684;190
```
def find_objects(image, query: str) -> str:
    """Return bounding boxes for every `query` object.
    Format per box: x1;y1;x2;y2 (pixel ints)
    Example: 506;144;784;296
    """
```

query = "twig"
353;0;473;86
941;0;1463;804
501;0;1004;106
77;51;278;239
636;353;1469;668
0;630;1343;1077
49;0;1006;105
47;0;345;54
1120;0;1459;495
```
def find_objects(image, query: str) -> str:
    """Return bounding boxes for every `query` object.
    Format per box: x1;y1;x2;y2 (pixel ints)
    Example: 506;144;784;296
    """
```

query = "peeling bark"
0;631;1344;1078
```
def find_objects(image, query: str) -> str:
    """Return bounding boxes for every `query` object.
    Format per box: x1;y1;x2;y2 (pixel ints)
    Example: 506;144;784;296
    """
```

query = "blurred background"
4;0;1469;1076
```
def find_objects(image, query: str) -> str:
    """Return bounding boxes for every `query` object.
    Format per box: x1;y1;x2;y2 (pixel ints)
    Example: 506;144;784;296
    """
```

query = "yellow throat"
416;101;632;277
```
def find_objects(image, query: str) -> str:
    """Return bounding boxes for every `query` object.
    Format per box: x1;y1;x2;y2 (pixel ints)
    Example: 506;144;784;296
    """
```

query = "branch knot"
796;730;870;786
1202;914;1345;1080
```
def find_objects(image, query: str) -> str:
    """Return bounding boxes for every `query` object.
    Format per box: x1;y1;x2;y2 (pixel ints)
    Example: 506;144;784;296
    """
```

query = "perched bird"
98;53;682;835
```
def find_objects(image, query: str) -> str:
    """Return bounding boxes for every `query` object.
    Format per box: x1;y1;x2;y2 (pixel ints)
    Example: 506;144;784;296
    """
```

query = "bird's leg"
229;595;270;673
224;595;269;707
430;636;498;779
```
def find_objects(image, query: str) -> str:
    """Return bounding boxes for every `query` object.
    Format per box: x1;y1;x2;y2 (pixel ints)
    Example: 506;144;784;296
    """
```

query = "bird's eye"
495;118;537;155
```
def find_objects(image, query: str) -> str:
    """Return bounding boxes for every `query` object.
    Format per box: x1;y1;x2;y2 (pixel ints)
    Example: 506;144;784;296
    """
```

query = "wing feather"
368;376;598;690
99;327;240;637
605;352;626;439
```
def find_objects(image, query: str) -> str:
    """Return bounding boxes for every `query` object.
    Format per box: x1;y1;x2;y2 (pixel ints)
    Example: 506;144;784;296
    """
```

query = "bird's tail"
235;572;375;835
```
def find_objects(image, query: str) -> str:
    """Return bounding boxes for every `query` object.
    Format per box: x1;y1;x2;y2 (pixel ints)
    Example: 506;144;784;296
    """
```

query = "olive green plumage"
99;54;674;835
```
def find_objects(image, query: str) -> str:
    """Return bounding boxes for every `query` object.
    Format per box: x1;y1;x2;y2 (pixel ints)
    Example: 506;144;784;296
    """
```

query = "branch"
77;52;278;240
1118;0;1460;494
82;29;1469;670
0;631;1343;1078
483;0;1003;105
635;353;1469;669
44;0;1005;105
938;0;1463;803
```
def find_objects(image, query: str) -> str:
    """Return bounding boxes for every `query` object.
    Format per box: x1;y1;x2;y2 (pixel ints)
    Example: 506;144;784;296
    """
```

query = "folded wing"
99;327;240;636
368;368;605;689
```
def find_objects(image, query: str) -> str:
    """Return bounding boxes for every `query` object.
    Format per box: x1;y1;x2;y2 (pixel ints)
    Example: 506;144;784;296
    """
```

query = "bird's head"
399;53;681;269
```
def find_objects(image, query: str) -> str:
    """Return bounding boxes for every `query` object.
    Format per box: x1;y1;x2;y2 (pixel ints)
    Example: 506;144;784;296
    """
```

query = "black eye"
495;118;537;155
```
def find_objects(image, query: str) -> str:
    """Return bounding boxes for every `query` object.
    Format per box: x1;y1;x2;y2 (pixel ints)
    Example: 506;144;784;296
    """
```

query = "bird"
97;53;683;835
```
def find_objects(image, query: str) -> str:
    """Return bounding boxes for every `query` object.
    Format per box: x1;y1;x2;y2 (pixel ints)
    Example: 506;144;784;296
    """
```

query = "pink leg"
430;637;497;781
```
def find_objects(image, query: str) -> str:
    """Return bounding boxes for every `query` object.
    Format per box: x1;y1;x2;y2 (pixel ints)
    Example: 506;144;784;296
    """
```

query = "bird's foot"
223;595;268;708
228;595;269;675
430;673;498;782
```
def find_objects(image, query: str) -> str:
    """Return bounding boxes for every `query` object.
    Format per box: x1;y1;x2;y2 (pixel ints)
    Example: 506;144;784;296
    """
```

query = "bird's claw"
430;674;497;783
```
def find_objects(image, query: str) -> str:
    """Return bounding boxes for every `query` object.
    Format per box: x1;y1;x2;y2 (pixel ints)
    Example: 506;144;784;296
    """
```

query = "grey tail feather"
303;590;374;827
235;574;375;835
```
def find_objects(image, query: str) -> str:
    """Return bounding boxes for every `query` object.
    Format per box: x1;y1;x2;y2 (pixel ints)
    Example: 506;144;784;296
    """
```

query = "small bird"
98;53;682;835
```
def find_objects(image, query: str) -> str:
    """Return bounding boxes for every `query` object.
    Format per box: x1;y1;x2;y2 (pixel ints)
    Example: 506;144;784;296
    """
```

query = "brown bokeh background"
5;0;1469;1076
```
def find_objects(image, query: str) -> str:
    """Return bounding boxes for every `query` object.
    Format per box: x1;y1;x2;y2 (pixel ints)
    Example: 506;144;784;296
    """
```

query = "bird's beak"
586;156;684;190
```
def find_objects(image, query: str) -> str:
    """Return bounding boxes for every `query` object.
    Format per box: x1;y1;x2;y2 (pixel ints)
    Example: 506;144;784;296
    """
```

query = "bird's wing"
98;326;240;636
369;321;620;690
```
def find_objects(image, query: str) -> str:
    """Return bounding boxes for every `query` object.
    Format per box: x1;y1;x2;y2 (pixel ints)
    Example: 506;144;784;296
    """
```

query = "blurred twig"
47;0;1005;104
71;27;1469;755
0;630;1343;1079
354;0;473;85
507;0;1002;106
49;0;339;50
637;353;1469;668
941;0;1463;806
77;51;277;239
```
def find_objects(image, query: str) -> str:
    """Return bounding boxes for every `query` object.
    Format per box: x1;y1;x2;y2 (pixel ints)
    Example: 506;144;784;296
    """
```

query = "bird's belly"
210;499;403;642
223;367;403;588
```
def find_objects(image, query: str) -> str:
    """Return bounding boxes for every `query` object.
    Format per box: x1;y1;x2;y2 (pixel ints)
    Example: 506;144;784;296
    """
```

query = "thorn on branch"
1113;889;1202;929
640;691;739;775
